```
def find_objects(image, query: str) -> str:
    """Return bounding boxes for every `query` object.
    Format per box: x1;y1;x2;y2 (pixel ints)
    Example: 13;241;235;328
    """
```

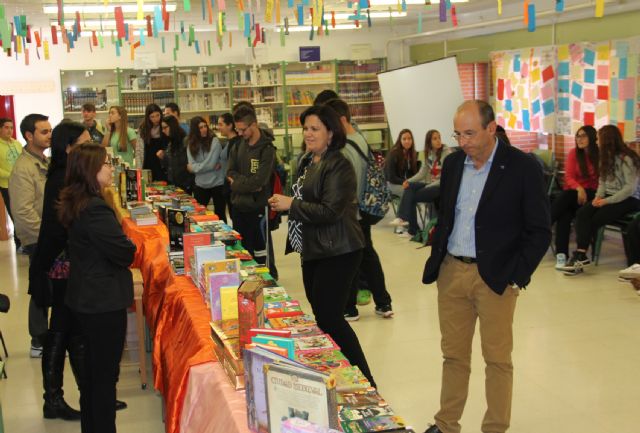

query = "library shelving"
60;69;119;121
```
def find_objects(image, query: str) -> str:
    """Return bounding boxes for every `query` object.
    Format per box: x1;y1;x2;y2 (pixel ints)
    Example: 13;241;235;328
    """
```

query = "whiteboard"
378;57;464;152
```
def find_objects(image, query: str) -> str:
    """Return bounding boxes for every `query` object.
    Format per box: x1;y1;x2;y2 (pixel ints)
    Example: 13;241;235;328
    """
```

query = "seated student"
551;126;599;269
389;129;453;238
384;129;419;199
560;124;640;275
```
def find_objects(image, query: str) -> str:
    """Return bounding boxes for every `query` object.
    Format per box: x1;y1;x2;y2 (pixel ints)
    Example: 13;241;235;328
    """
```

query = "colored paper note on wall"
595;0;604;17
571;82;583;98
618;78;634;100
244;13;251;37
542;99;554;116
597;65;609;81
557;45;569;60
596;44;609;61
541;84;553;100
508;113;517;129
558;97;570;111
513;54;520;72
298;4;304;25
619;57;628;79
265;0;274;22
610;78;618;99
597;85;608;100
556;0;564;12
541;65;554;82
572;100;581;121
624;99;634;121
615;41;628;57
531;116;540;131
497;79;504;100
520;61;529;78
610;100;618;121
595;102;608;120
583;49;595;66
570;64;582;80
530;68;541;83
584;112;594;126
584;69;595;84
532;99;540;115
522;109;530;131
584;88;595;104
505;99;512;112
558;79;570;93
557;61;569;76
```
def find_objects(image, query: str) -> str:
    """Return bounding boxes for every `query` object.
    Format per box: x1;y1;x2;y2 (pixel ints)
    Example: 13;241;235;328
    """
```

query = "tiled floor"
1;219;639;433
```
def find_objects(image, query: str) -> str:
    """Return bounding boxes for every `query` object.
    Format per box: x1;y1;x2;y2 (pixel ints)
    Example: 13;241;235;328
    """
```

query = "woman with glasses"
58;143;136;433
186;116;227;222
560;125;640;275
389;129;454;239
161;115;194;194
551;126;599;270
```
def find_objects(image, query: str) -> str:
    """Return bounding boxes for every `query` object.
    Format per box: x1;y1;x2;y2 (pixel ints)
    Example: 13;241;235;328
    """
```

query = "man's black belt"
451;255;477;264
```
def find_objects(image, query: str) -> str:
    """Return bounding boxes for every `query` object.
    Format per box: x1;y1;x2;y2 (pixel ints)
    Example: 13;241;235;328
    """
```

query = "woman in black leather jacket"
58;143;136;433
268;105;375;386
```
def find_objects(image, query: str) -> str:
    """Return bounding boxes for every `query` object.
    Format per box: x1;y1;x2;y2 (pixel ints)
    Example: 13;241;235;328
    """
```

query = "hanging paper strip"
265;0;274;22
35;30;41;47
194;40;200;53
219;0;226;11
254;23;261;44
331;10;335;27
137;0;144;20
173;48;177;61
279;27;285;46
26;25;32;43
276;0;281;23
115;7;125;39
261;28;266;43
15;36;22;54
367;9;371;27
523;0;529;25
555;0;564;12
284;16;289;34
228;32;232;47
451;5;458;26
1;19;12;50
527;3;535;31
401;0;406;12
207;0;214;24
13;16;21;37
68;31;74;49
207;39;211;54
98;33;103;48
162;0;170;30
188;25;195;45
175;34;179;50
498;0;502;15
237;0;244;12
218;12;223;36
309;23;313;40
201;0;206;20
595;0;604;17
57;0;64;26
184;0;192;12
146;16;152;36
50;25;58;44
153;6;161;35
88;38;93;53
222;12;227;31
439;0;446;22
140;28;146;45
313;0;323;27
243;13;251;37
131;40;140;60
445;0;451;10
417;11;422;33
297;4;304;25
288;0;293;8
24;48;29;65
161;36;165;52
0;4;3;20
44;39;50;59
91;30;98;45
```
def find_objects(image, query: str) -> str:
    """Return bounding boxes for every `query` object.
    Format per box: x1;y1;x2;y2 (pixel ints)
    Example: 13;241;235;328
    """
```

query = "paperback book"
167;208;189;252
340;415;407;433
296;350;350;373
269;315;316;329
335;390;387;408
265;300;304;319
294;334;340;355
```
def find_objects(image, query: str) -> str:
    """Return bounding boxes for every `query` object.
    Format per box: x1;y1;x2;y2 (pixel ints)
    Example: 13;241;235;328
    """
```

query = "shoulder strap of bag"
346;138;370;162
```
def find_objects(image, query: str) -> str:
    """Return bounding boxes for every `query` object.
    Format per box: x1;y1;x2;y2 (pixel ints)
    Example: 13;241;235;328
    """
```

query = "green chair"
592;211;640;265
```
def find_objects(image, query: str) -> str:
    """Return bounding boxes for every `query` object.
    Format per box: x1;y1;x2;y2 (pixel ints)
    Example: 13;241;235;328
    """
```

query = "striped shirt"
447;139;498;258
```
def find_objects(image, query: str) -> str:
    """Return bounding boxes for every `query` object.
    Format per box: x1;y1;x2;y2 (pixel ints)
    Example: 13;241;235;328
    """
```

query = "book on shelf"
251;334;295;359
198;257;240;300
268;314;316;329
238;277;267;345
248;328;292;340
190;243;228;287
182;232;215;274
264;362;339;433
262;286;291;303
338;404;396;422
245;342;289;358
288;325;323;338
265;300;304;319
209;272;241;321
294;334;340;355
243;345;306;433
331;366;371;392
220;285;240;321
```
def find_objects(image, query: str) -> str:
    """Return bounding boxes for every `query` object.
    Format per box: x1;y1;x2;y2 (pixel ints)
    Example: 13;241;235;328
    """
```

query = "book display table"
122;218;251;433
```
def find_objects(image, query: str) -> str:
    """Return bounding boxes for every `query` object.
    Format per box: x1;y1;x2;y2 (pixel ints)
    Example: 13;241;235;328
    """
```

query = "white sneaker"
555;253;567;270
397;232;411;238
388;218;408;227
618;263;640;280
30;345;43;358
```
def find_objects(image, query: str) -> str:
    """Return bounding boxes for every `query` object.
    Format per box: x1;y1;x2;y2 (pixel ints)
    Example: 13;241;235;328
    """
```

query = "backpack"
346;139;392;225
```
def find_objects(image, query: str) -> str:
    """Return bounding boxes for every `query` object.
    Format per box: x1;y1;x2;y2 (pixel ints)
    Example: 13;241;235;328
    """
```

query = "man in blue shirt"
422;101;551;433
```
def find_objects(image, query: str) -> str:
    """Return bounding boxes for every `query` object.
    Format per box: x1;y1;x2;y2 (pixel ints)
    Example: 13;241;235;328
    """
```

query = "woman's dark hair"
495;125;512;146
598;124;640;180
391;129;417;175
299;105;346;151
49;121;87;176
162;115;186;155
57;142;106;228
220;113;236;133
139;103;162;145
575;125;599;179
425;129;443;161
187;116;213;157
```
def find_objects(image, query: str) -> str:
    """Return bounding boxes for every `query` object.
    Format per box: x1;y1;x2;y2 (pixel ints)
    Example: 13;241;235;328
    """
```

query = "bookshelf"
60;69;119;121
118;68;175;128
337;59;386;125
231;63;285;129
176;65;231;126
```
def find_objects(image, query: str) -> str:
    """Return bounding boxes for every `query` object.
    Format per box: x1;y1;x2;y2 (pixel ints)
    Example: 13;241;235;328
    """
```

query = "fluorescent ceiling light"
278;24;360;32
369;0;467;4
43;3;177;14
325;11;406;19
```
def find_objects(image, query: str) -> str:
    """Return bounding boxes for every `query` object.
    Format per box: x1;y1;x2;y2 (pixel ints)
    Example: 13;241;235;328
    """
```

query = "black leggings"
194;185;227;223
302;250;375;387
550;188;596;256
575;197;640;250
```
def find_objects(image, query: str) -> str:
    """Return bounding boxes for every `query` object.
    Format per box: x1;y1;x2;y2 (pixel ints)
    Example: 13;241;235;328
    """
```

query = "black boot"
68;335;127;412
42;331;81;421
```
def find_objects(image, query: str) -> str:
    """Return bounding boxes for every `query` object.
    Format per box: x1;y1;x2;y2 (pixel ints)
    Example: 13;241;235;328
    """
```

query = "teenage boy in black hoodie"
228;105;278;279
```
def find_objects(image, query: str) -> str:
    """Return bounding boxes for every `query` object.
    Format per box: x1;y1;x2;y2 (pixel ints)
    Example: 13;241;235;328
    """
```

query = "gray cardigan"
597;155;640;204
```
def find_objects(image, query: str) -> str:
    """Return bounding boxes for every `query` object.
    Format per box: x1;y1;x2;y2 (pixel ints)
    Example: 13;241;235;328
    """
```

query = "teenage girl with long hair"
384;128;418;197
161;115;193;193
139;103;168;182
102;106;137;167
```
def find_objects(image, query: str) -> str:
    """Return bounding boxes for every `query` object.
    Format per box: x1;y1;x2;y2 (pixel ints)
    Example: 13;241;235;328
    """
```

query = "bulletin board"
491;37;640;142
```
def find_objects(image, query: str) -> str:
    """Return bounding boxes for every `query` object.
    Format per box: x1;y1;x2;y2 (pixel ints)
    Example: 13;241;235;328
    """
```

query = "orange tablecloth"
122;217;169;268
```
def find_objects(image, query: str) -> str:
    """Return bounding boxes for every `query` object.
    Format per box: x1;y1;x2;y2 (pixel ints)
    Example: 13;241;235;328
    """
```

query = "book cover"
335;390;387;408
252;335;295;359
210;272;241;321
265;300;304;319
294;334;340;355
243;346;305;433
245;342;289;358
288;325;323;338
281;418;342;433
340;415;407;433
248;328;292;340
167;208;189;252
238;277;268;346
210;319;240;341
220;285;239;321
263;286;291;303
331;366;371;392
296;350;350;373
191;244;228;287
264;363;339;433
269;315;316;329
338;405;395;422
182;232;215;274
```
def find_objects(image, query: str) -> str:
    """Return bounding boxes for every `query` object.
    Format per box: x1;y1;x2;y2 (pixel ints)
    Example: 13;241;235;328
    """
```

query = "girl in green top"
102;106;137;167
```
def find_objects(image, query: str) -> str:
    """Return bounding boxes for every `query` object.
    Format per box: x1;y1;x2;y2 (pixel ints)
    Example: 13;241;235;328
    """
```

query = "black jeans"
194;185;227;223
50;279;75;334
302;249;375;386
624;218;640;266
0;186;20;247
74;309;127;433
575;197;640;250
550;188;596;256
232;210;278;279
347;220;392;310
397;182;441;235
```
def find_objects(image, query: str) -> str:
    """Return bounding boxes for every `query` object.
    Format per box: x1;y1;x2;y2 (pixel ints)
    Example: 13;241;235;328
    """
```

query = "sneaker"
388;218;408;227
618;263;640;280
344;308;360;322
374;304;394;318
559;251;591;272
424;424;444;433
555;253;567;270
30;345;43;358
356;290;372;306
397;231;412;239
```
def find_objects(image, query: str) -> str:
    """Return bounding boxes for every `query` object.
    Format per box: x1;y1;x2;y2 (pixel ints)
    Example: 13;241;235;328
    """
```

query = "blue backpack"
347;139;392;225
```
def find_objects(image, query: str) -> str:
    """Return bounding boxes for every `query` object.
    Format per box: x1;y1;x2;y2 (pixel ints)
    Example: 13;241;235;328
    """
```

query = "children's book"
182;232;215;274
265;300;304;319
269;315;316;329
335;390;387;408
338;405;395;422
281;418;342;433
220;285;239;321
209;272;241;321
340;415;407;433
251;334;295;359
331;366;371;392
294;334;340;355
262;286;291;303
296;350;350;373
